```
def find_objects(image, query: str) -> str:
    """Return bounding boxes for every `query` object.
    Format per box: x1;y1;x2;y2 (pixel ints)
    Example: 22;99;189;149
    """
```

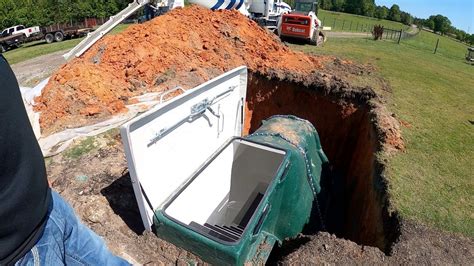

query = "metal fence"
320;16;381;33
380;27;419;42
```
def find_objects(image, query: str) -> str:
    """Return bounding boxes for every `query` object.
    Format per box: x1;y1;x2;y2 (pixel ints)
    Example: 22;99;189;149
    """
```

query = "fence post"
342;20;345;30
356;22;359;32
349;21;352;31
397;29;402;44
333;18;336;30
434;38;440;54
323;17;326;25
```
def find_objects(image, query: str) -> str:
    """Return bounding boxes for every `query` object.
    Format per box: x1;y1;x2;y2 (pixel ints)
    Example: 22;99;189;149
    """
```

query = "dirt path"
326;31;370;38
11;50;66;87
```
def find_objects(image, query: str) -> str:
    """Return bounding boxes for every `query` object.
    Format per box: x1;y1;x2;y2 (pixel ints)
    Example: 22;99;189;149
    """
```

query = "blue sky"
375;0;474;33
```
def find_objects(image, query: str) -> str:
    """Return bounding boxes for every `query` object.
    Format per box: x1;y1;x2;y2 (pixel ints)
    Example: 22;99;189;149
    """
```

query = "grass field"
3;23;131;65
295;23;473;236
318;9;410;32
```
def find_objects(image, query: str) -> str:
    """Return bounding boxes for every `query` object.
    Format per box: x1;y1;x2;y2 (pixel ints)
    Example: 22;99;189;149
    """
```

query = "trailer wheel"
45;33;54;44
54;31;64;42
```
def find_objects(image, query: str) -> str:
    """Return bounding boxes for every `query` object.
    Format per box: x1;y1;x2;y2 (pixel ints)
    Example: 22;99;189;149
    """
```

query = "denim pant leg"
16;191;130;266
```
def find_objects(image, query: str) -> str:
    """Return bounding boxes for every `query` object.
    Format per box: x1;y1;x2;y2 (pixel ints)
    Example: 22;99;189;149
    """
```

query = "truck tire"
45;33;54;44
309;30;318;46
54;31;64;42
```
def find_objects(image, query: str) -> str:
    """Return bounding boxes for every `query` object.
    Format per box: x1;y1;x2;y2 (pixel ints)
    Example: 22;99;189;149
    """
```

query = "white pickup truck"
1;25;41;38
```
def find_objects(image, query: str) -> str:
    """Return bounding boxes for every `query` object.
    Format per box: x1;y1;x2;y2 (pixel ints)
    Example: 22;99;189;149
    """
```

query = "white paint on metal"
166;139;285;227
121;66;248;230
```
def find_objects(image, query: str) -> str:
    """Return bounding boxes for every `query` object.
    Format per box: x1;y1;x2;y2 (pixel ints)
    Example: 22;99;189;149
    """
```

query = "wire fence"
320;16;386;33
319;16;420;44
379;27;419;42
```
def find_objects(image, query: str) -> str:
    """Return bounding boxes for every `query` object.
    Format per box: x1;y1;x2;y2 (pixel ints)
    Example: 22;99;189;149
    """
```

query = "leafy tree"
375;5;388;19
424;18;435;30
429;14;451;34
344;0;362;14
388;4;401;22
453;29;467;42
400;11;413;25
363;0;375;17
320;0;333;10
0;0;129;30
344;0;374;16
331;0;345;12
469;34;474;45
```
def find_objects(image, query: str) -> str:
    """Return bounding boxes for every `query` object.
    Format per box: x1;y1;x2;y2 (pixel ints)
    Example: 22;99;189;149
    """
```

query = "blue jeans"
15;191;130;265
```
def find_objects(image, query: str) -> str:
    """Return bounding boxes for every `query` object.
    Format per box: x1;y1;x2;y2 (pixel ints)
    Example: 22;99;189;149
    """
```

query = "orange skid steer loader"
278;0;326;45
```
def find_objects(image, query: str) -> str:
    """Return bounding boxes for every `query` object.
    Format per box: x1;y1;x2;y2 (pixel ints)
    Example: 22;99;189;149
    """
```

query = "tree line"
1;0;473;45
318;0;474;45
0;0;129;30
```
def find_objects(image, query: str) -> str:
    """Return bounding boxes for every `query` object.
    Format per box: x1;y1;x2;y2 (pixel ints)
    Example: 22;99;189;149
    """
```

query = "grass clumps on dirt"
296;28;473;237
64;136;98;160
64;129;120;160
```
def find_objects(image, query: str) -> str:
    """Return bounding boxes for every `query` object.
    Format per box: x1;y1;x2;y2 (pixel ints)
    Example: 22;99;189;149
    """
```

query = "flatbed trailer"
41;24;93;43
24;18;107;44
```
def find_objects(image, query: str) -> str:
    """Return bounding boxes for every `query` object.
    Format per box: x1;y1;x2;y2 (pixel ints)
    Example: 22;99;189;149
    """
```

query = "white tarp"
20;78;183;157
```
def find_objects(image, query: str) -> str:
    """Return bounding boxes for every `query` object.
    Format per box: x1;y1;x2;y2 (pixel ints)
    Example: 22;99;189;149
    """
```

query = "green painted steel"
153;115;328;265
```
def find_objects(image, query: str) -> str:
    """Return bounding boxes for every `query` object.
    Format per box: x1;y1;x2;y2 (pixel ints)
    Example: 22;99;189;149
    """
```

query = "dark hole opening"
244;72;400;261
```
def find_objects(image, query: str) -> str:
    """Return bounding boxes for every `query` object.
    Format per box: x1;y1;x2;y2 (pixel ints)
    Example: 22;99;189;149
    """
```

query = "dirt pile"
35;5;325;134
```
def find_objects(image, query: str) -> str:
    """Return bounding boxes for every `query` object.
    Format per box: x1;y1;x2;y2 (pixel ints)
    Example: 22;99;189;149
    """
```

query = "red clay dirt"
35;6;327;135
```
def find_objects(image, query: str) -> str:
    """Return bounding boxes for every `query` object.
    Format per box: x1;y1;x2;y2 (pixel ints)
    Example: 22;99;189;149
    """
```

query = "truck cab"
1;25;40;38
1;27;16;37
0;27;26;53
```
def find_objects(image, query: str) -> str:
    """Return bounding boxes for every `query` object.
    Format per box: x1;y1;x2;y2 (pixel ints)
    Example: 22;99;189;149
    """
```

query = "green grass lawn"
3;23;131;65
319;9;410;32
294;27;473;236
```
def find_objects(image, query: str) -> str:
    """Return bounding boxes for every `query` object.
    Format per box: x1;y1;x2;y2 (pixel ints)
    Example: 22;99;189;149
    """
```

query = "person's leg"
16;191;130;266
51;191;130;265
15;193;66;266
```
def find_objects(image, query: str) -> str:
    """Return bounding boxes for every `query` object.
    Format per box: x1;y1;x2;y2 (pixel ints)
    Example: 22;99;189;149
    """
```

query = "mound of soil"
35;6;326;135
274;222;474;264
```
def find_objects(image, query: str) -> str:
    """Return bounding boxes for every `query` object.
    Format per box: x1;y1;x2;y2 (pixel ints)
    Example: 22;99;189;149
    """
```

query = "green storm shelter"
121;66;328;264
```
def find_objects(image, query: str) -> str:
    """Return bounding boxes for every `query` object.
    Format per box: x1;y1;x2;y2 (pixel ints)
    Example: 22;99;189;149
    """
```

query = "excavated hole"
243;72;400;260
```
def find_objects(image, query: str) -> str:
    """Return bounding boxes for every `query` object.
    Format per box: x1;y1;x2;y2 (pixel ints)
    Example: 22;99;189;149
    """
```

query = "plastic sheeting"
20;78;182;157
